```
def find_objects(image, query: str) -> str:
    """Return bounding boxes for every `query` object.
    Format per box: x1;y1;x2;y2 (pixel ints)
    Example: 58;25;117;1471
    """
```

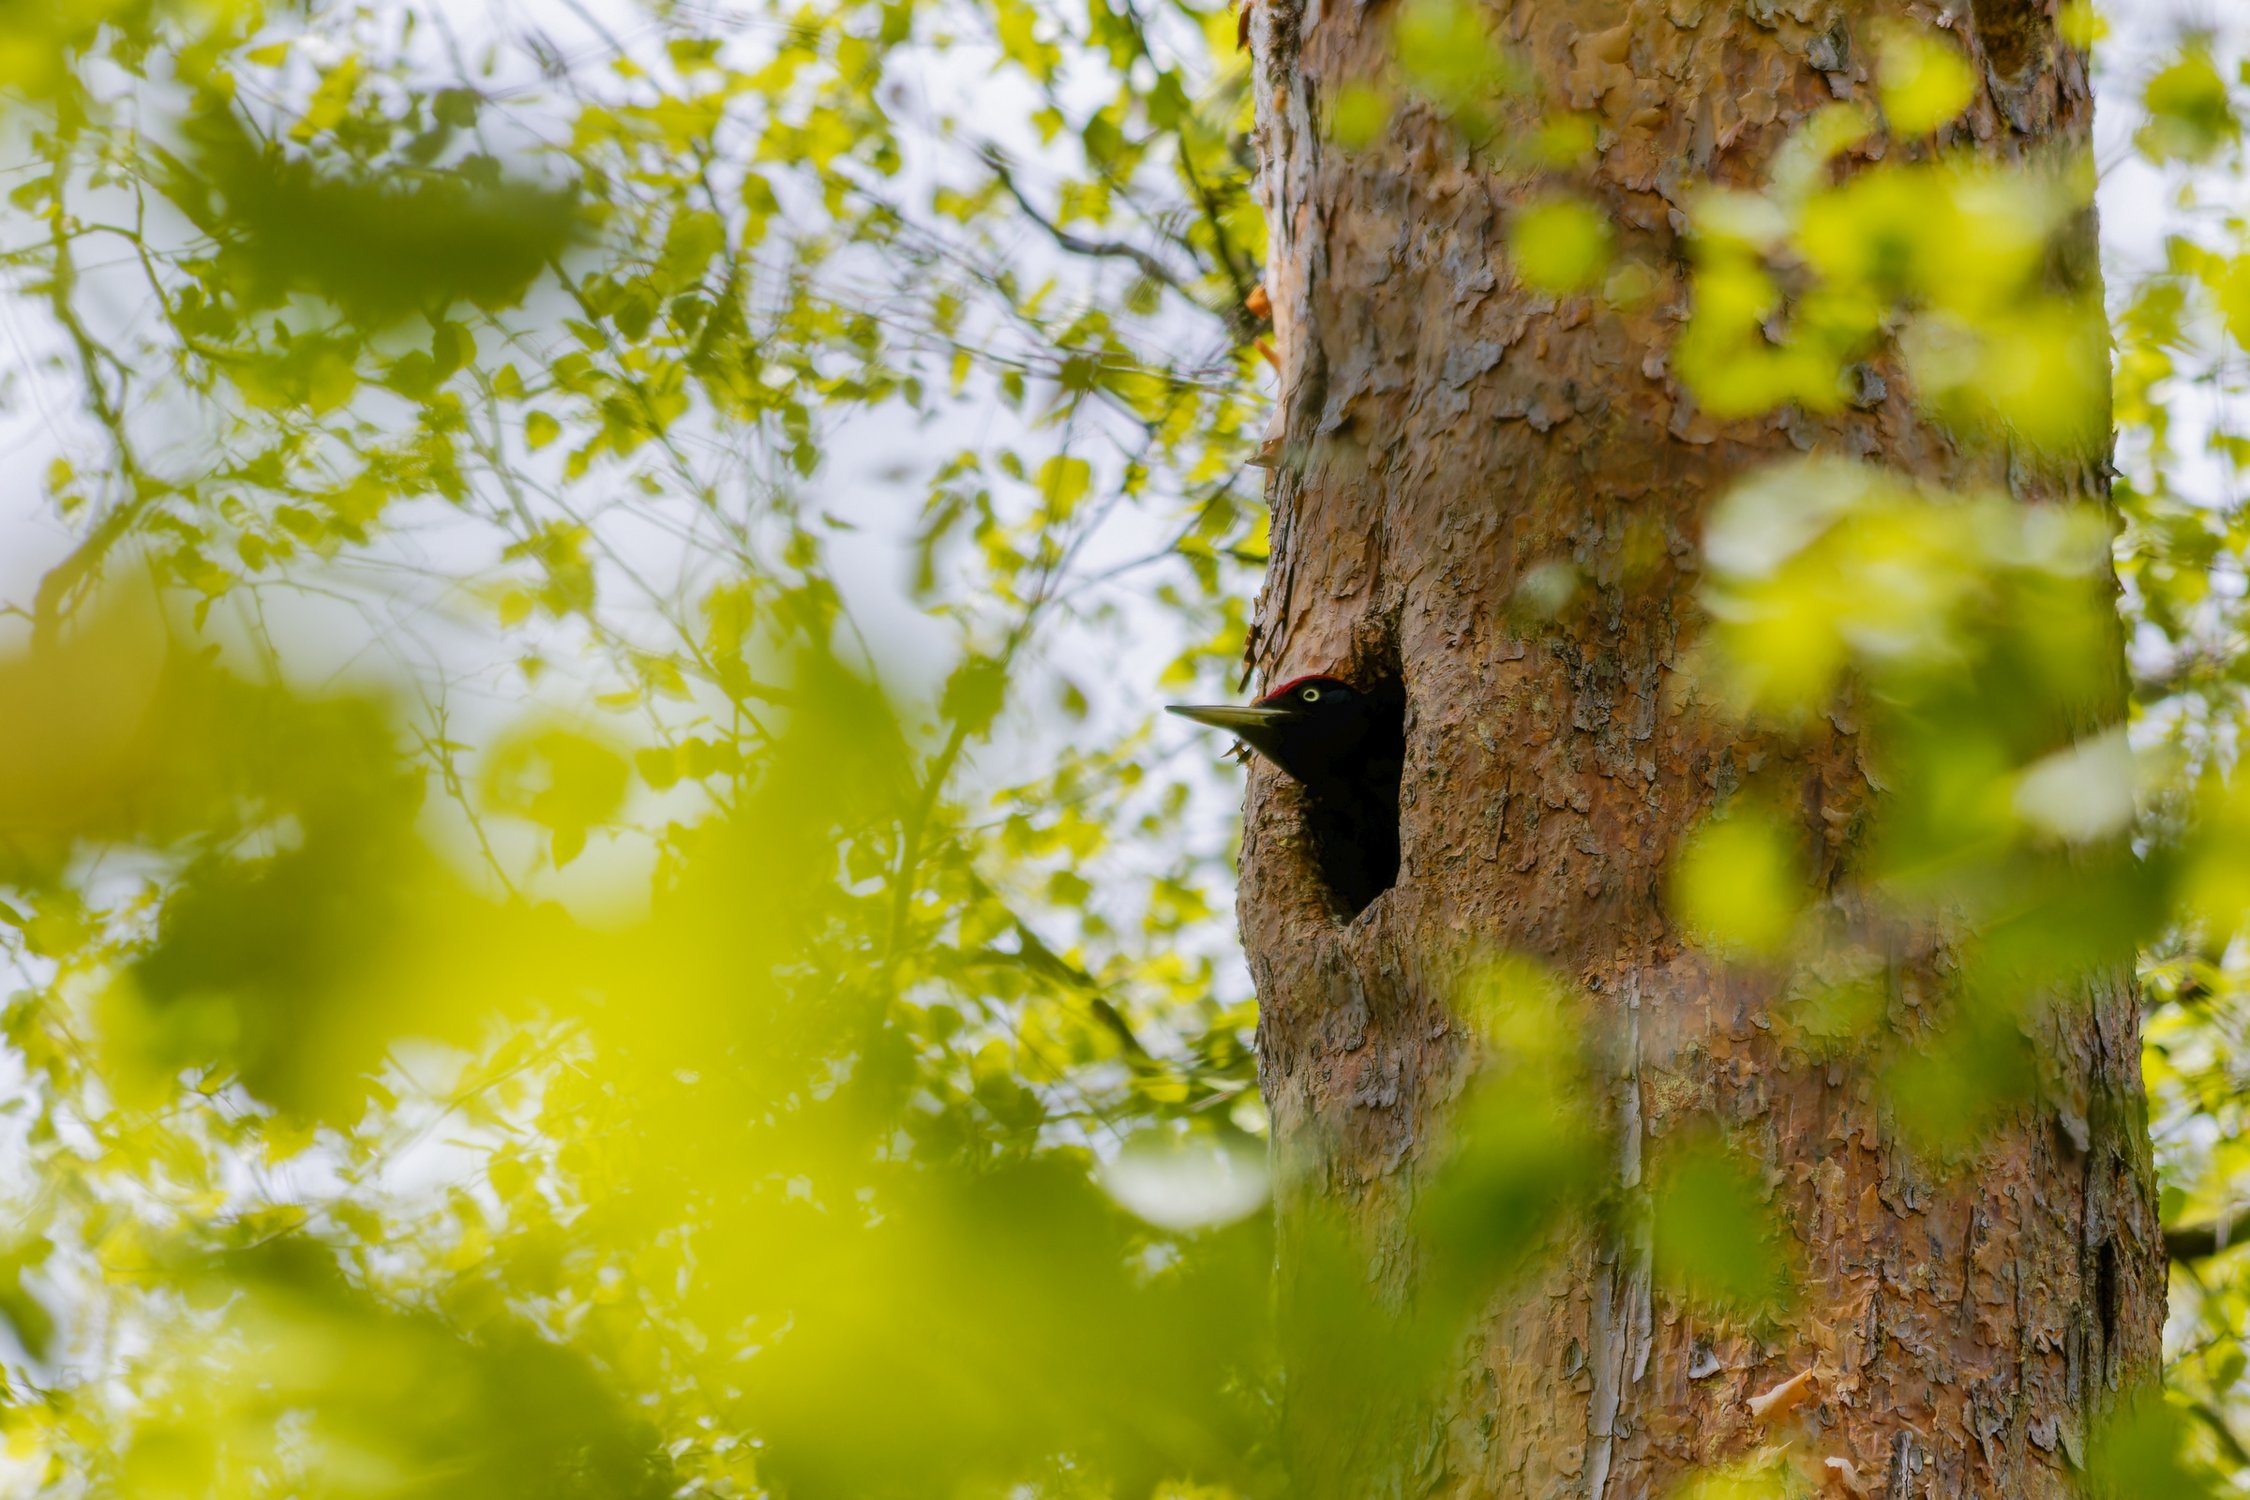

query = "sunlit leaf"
1669;807;1804;959
1509;195;1613;295
168;109;581;320
1876;25;1977;135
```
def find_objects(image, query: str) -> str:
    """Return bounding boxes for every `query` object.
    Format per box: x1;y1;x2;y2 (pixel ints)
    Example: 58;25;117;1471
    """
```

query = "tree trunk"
1239;3;2163;1496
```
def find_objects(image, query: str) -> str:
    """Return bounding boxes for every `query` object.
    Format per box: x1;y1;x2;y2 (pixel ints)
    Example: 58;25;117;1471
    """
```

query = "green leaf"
1648;1134;1790;1316
1876;25;1976;135
1392;0;1519;119
940;654;1009;737
657;209;727;292
1668;808;1804;959
1509;195;1613;294
175;107;580;321
2139;44;2239;164
1327;82;1392;149
1035;455;1092;517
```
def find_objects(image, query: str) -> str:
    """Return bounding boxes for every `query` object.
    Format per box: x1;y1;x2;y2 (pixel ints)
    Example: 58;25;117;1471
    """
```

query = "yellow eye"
1300;687;1322;703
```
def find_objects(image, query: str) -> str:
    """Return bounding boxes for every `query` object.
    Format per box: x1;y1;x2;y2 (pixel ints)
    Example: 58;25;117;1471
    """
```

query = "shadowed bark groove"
1237;2;2160;1496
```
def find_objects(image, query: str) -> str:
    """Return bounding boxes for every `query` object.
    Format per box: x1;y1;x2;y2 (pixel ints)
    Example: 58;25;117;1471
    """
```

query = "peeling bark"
1239;2;2161;1496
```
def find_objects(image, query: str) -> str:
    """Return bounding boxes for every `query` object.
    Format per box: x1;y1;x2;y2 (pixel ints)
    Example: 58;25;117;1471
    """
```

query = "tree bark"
1239;3;2163;1497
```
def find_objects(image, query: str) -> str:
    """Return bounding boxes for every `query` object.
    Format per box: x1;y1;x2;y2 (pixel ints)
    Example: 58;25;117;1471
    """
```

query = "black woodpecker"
1167;675;1404;913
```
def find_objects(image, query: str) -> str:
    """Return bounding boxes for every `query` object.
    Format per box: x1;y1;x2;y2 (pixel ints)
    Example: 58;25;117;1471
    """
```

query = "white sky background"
2101;0;2249;275
0;0;1231;736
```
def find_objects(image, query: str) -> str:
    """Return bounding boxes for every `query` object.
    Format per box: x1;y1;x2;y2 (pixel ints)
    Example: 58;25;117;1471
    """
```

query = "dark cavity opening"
1973;0;2045;80
1301;676;1404;920
2096;1236;2121;1361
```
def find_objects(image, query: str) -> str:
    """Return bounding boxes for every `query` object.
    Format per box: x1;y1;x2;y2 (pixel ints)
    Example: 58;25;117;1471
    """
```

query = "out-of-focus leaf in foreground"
161;109;580;321
1685;457;2161;1158
1647;1130;1792;1320
0;595;575;1122
0;0;155;97
3;602;1283;1495
727;1159;1271;1497
1678;113;2105;460
117;1245;677;1500
2081;1395;2222;1500
2138;42;2240;165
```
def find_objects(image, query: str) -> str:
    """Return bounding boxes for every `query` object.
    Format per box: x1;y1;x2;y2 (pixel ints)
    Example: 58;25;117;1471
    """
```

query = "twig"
32;165;159;650
980;147;1202;304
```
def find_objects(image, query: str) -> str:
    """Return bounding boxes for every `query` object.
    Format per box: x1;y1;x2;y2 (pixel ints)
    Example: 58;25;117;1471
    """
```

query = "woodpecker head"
1166;675;1390;788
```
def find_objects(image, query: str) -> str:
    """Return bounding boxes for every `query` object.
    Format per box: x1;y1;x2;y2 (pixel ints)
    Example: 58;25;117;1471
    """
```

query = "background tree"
0;1;2244;1497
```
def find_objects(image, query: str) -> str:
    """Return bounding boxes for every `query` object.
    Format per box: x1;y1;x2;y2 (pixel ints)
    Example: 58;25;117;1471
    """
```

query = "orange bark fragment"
1823;1457;1872;1497
1746;1369;1817;1422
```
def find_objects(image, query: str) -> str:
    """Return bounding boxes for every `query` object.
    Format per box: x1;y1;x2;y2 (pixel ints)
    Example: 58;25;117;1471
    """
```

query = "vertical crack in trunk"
1587;973;1649;1500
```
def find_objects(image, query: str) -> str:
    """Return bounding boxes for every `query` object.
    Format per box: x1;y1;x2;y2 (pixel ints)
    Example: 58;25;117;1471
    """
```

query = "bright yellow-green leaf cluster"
1680;107;2105;458
2139;42;2241;164
1668;806;1805;959
1698;459;2110;716
1509;194;1614;295
1875;24;1976;135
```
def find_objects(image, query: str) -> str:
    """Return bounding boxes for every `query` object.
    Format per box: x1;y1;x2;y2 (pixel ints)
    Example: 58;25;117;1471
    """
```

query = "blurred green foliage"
0;1;2245;1496
115;1246;679;1500
1679;114;2107;456
163;107;582;322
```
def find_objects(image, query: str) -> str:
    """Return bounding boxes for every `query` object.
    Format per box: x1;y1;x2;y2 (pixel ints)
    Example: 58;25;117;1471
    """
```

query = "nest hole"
1301;675;1404;921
